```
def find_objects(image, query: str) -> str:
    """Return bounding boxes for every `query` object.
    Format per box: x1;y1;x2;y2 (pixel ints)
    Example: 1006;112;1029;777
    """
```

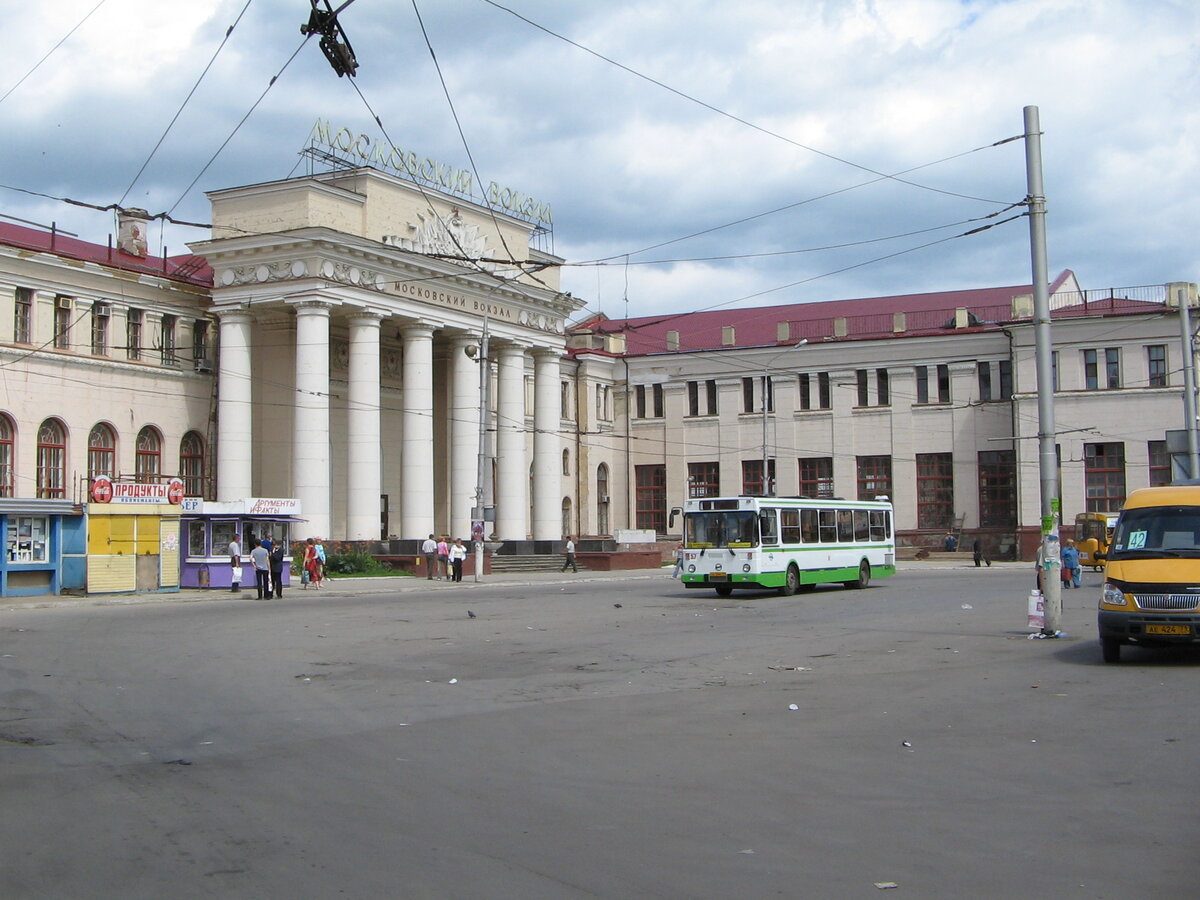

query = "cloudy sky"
2;0;1196;321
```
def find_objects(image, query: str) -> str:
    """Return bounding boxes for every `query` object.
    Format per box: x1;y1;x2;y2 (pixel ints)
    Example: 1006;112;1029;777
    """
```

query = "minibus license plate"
1145;623;1190;636
709;573;728;580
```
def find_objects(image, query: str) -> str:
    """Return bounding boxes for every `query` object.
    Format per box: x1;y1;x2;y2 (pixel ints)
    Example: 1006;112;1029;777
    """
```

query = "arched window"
561;496;572;540
180;431;205;497
0;414;14;497
135;426;162;483
88;423;116;481
562;448;571;476
596;463;610;536
37;418;66;498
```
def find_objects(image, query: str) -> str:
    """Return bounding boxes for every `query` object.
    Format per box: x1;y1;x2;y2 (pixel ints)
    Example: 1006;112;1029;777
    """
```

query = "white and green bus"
673;496;896;596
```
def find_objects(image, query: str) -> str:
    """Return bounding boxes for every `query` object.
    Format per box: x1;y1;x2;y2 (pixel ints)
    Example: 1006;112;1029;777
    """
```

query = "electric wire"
0;0;109;108
119;0;256;208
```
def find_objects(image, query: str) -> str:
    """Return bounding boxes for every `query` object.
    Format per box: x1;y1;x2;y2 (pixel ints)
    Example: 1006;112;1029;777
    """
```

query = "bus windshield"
684;510;759;548
1109;506;1200;559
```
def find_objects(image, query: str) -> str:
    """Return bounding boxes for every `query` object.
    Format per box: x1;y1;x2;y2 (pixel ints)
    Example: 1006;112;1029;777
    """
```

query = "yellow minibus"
1097;486;1200;663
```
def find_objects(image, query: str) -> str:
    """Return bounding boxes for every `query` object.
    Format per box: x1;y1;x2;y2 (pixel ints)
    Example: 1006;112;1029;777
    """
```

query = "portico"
193;166;582;543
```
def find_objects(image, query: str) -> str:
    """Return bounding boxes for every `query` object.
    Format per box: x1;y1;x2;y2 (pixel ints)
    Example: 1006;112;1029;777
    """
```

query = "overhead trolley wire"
0;0;109;108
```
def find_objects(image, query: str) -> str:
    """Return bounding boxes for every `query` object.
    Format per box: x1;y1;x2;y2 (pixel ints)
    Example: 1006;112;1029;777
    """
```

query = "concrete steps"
488;554;587;573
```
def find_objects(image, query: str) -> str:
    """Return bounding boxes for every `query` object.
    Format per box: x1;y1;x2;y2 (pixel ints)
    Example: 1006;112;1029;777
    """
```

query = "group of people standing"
422;534;469;582
227;533;325;599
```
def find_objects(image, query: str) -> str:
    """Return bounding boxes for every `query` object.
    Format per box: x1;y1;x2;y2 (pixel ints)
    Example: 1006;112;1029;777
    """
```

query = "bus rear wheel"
847;561;871;589
778;565;800;596
714;584;733;597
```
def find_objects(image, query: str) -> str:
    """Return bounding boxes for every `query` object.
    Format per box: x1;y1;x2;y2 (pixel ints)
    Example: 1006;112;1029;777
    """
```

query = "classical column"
346;311;384;540
494;343;528;541
531;347;562;541
449;333;480;540
292;300;332;539
216;309;253;501
401;322;436;538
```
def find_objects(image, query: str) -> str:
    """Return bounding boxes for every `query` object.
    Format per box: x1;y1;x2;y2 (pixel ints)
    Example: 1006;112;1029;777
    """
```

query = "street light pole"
472;317;490;582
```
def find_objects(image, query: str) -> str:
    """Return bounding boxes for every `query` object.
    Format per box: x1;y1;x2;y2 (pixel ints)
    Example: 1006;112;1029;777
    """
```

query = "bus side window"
819;509;838;543
801;508;817;543
760;510;779;545
869;510;888;541
853;509;870;541
837;509;854;542
780;509;800;544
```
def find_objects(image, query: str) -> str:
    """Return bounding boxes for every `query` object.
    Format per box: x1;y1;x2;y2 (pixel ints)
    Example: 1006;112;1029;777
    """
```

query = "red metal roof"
570;270;1165;356
0;221;212;286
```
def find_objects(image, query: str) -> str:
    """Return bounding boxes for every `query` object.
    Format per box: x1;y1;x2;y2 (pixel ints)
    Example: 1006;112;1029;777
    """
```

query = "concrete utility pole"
1025;105;1062;635
1178;289;1200;480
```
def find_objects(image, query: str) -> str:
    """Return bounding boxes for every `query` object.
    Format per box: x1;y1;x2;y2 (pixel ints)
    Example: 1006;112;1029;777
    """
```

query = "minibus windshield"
1108;506;1200;559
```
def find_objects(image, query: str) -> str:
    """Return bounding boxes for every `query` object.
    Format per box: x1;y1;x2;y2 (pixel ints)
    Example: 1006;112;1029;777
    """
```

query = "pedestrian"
228;531;242;593
437;535;450;580
251;538;271;599
562;535;578;573
422;534;438;580
972;538;983;567
450;538;467;582
303;537;322;589
314;537;326;585
269;539;286;598
944;531;958;552
672;542;683;578
1061;539;1081;589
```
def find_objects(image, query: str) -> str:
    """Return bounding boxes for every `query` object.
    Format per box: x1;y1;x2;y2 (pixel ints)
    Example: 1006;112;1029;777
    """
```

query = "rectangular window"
798;457;833;498
743;377;755;413
915;366;929;404
998;360;1013;399
818;372;831;409
634;464;667;533
798;373;811;410
127;308;142;360
1147;345;1167;388
161;314;177;365
652;383;664;418
977;362;992;401
936;364;950;403
705;380;717;416
687;381;700;417
1083;349;1098;390
687;461;720;498
635;384;646;419
780;508;801;545
978;450;1016;527
856;455;892;500
193;319;209;364
876;368;889;406
741;459;775;496
856;369;869;406
91;301;109;355
1085;442;1126;511
916;452;954;530
188;521;207;558
1148;440;1170;486
53;295;72;350
14;287;32;343
561;381;571;418
6;515;50;563
1105;348;1121;389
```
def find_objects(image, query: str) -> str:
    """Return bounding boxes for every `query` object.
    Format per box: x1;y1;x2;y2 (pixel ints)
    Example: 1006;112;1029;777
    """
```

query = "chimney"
117;208;150;258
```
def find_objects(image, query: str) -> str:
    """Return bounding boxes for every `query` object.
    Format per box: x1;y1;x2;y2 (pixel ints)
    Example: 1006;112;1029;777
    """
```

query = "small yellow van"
1098;486;1200;663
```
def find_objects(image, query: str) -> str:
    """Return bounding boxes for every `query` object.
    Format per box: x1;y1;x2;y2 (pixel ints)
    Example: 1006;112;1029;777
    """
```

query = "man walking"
562;535;578;573
269;539;286;598
422;534;438;580
228;531;242;593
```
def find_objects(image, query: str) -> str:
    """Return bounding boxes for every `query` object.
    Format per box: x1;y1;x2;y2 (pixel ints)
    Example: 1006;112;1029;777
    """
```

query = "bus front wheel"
847;561;871;590
778;565;800;596
714;584;734;597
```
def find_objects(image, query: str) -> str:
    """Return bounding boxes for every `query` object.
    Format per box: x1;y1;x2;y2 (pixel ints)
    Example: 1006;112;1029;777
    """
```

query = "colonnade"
215;302;564;542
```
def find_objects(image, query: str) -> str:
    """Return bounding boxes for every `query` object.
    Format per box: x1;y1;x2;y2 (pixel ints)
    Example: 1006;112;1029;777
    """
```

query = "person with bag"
303;537;322;590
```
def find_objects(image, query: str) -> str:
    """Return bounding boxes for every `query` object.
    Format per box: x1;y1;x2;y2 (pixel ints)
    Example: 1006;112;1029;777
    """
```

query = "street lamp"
760;339;807;496
465;317;491;581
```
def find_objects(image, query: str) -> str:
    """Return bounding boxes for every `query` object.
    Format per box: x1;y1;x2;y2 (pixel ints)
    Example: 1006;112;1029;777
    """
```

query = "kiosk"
180;498;304;589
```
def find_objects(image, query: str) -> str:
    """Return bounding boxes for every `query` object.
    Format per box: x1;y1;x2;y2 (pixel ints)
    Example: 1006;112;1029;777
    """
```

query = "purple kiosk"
180;498;304;589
